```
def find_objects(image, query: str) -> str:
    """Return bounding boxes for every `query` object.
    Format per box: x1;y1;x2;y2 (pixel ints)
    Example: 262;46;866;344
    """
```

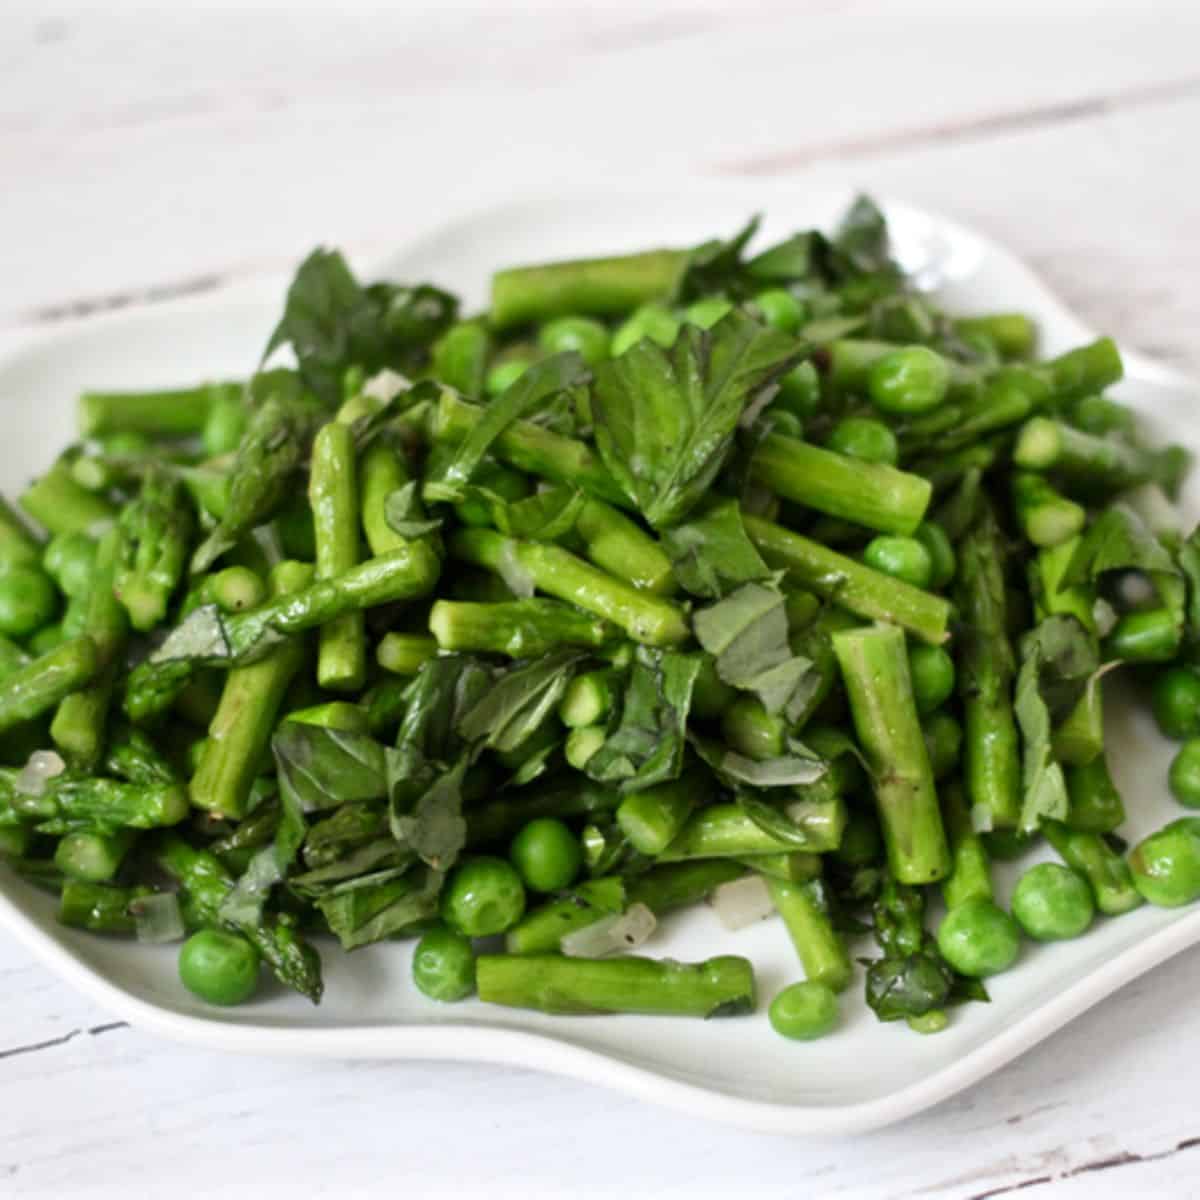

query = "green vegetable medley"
3;196;1199;1036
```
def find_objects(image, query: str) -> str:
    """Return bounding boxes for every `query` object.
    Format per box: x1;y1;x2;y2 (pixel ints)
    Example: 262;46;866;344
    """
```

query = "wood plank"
2;1;1200;320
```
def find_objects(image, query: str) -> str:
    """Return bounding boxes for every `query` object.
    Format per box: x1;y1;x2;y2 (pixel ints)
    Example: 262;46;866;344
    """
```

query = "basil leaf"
316;866;444;951
456;650;585;753
423;353;590;502
1063;503;1179;586
692;734;826;789
478;484;586;542
745;231;821;283
590;310;806;528
1178;524;1200;640
584;647;700;792
830;194;893;277
270;723;389;813
661;498;771;600
263;250;457;408
693;581;820;720
677;215;761;301
1014;624;1075;833
389;754;470;872
384;481;442;539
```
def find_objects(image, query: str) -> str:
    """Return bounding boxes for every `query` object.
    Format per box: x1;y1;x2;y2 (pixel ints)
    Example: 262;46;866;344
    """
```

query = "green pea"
1169;740;1200;809
203;393;250;458
0;565;58;638
683;297;734;330
868;346;951;414
178;929;261;1006
538;316;611;366
863;535;933;589
923;711;963;780
825;417;898;466
27;621;65;656
775;361;822;418
440;855;527;936
768;981;839;1041
509;817;583;893
914;521;956;589
43;532;97;600
1011;862;1095;941
1129;818;1200;907
412;925;476;1002
1152;667;1200;740
936;898;1021;977
752;288;805;334
908;644;956;714
611;305;680;357
486;358;533;396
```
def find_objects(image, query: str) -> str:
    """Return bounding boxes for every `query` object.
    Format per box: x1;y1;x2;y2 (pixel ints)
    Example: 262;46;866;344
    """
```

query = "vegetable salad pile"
2;196;1199;1040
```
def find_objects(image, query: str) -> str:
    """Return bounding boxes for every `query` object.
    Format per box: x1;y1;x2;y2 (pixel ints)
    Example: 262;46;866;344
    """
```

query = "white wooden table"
4;2;1200;1194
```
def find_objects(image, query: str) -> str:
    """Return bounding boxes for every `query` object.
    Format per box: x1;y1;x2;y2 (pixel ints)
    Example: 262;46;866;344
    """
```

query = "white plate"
2;185;1198;1136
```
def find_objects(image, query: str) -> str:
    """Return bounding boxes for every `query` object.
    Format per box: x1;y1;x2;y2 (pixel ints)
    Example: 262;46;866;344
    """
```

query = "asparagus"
744;515;951;645
1043;820;1142;916
429;598;613;657
359;440;414;557
376;632;437;676
78;381;240;439
504;877;627;955
429;390;628;507
148;543;439;674
558;667;622;728
449;528;688;647
491;247;688;330
476;953;756;1017
1030;538;1096;632
751;433;932;536
21;463;117;537
956;506;1022;829
1011;472;1086;548
1106;609;1180;662
51;527;129;768
310;422;366;691
1013;416;1160;492
113;467;195;630
2;771;188;833
658;799;845;860
58;881;150;934
53;828;137;882
767;876;852;992
616;772;710;855
574;498;677;595
832;625;950;884
1065;755;1126;834
155;834;323;1002
954;314;1036;358
941;782;994;910
191;387;323;573
189;561;311;819
0;637;99;733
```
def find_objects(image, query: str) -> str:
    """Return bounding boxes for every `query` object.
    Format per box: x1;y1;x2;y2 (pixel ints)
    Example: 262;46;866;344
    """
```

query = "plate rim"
2;182;1198;1136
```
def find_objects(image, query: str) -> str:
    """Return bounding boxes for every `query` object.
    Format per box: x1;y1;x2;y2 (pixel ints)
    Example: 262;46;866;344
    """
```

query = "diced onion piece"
709;875;774;931
1093;597;1119;638
362;368;412;404
560;902;657;957
15;750;66;797
130;893;186;945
